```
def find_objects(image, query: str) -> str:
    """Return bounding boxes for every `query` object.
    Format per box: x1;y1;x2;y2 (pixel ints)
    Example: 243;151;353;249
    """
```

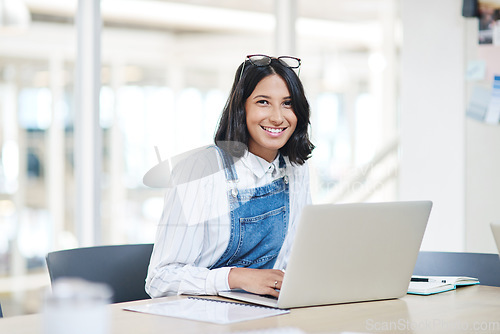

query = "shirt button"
231;188;238;197
283;175;289;184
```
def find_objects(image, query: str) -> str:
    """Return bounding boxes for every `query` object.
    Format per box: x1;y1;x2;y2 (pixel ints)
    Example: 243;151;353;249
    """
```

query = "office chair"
46;243;154;303
413;251;500;287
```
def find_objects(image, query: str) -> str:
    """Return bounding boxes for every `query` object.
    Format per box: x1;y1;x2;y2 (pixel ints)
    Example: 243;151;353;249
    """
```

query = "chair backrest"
413;251;500;287
46;243;154;303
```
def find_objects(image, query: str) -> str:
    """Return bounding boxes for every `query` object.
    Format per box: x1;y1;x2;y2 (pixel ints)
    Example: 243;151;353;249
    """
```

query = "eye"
256;99;269;105
283;100;292;108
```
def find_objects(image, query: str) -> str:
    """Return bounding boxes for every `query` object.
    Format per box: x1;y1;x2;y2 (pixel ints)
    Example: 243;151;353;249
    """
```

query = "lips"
261;126;286;134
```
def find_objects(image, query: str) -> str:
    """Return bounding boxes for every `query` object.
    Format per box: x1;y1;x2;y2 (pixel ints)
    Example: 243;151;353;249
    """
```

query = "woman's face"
245;74;297;162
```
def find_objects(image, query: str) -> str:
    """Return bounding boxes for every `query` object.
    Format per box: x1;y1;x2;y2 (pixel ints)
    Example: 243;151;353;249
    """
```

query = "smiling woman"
146;55;314;299
245;74;297;162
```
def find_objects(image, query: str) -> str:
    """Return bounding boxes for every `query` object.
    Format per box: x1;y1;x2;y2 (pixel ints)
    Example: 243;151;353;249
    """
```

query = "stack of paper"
123;297;289;324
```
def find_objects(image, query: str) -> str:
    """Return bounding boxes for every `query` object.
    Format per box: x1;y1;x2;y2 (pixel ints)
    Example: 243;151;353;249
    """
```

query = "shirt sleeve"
145;148;231;297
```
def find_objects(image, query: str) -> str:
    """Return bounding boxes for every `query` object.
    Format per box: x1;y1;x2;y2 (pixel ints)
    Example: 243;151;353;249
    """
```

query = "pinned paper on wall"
466;85;491;121
485;75;500;124
466;60;486;81
494;24;500;45
478;1;500;44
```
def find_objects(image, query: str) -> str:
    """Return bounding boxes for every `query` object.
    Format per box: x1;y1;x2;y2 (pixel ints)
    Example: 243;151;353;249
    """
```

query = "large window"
0;0;399;316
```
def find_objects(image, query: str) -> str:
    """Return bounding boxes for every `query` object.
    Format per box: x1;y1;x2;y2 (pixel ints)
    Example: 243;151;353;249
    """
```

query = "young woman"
145;54;314;298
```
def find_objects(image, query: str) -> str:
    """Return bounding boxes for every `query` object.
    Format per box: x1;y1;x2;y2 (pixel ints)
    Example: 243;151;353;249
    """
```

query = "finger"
267;287;280;298
272;271;284;288
271;279;283;291
269;270;284;282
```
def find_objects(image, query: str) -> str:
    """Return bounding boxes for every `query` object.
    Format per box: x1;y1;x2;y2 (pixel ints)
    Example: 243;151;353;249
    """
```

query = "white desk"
1;285;500;333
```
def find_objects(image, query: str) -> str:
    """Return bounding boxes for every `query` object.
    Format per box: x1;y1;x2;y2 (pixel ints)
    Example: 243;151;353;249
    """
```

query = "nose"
269;106;284;125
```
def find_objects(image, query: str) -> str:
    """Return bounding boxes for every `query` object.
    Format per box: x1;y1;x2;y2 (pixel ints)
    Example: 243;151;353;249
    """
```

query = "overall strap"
278;154;286;169
213;145;238;182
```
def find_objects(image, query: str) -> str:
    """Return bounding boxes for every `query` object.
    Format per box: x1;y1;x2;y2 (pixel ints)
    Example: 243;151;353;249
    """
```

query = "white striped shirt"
145;146;311;297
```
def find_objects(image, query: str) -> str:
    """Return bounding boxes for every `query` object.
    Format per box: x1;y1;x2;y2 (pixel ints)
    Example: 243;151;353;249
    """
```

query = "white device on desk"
218;200;433;309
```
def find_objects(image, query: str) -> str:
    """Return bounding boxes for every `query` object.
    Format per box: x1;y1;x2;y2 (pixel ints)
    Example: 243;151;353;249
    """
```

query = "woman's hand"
228;268;284;298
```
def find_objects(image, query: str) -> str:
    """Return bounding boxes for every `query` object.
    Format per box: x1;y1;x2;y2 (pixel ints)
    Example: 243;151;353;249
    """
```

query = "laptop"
218;200;432;309
490;221;500;254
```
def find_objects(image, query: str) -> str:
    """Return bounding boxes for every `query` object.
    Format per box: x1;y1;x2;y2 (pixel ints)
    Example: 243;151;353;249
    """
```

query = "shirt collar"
241;151;281;179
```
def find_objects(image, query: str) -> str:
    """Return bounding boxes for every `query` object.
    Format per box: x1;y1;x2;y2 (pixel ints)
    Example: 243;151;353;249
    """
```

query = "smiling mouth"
261;126;286;134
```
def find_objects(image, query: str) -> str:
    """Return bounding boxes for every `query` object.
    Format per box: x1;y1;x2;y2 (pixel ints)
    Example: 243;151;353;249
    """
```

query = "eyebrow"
252;95;270;100
252;95;292;100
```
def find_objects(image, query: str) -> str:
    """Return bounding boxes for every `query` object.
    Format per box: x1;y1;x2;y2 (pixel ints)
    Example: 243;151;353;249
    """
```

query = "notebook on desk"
218;200;433;309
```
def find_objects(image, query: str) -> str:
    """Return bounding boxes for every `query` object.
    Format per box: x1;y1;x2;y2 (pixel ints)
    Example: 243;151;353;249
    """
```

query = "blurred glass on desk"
42;278;112;334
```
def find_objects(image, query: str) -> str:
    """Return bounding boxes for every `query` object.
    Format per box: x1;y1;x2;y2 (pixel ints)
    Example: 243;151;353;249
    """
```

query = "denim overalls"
210;147;290;269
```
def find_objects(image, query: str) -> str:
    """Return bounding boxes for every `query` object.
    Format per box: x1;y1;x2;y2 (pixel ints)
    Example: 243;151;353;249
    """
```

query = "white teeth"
263;126;285;133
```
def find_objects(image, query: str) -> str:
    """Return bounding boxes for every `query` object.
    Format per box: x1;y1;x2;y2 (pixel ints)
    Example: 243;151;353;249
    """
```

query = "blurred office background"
0;0;499;316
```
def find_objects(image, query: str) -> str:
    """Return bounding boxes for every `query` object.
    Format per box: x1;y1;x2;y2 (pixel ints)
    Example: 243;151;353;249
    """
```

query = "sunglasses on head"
239;54;301;81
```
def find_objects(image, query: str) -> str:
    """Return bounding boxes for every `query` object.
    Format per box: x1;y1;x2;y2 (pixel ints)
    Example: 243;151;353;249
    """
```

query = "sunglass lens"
249;55;271;66
278;57;300;68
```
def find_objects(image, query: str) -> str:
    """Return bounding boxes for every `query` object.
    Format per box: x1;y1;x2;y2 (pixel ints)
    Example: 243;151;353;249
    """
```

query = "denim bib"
210;146;290;269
